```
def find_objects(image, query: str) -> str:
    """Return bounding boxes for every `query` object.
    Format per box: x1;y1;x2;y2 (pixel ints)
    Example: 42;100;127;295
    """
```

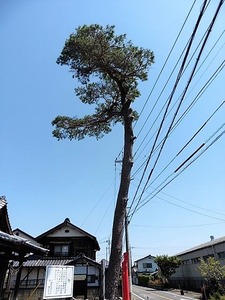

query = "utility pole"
115;158;132;299
105;239;110;262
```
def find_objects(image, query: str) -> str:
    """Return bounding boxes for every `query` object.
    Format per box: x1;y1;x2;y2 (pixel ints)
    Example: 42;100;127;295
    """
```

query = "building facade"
0;197;47;300
134;254;158;274
170;236;225;291
8;218;102;300
132;254;158;284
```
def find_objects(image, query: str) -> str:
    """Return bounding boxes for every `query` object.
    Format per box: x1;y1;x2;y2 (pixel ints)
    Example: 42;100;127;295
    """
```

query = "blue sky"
1;0;225;262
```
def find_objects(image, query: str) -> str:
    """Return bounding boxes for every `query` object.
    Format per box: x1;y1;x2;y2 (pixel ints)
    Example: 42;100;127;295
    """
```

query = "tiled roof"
13;258;74;267
134;254;156;263
0;196;7;209
13;253;102;268
176;236;225;256
0;196;13;234
0;230;48;255
36;218;100;251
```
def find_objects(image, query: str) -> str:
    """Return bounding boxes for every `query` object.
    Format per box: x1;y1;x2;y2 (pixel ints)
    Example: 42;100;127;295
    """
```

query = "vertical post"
106;239;110;262
125;211;131;300
125;212;129;255
101;259;106;300
13;255;24;300
0;258;9;299
122;252;130;300
85;262;88;300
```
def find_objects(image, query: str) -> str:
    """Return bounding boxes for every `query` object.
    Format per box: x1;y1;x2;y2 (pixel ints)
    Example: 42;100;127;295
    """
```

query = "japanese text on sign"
43;265;74;299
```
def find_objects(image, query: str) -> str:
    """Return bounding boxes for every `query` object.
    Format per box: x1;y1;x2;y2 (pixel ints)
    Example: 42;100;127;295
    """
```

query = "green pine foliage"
154;255;181;282
198;257;225;296
52;24;154;140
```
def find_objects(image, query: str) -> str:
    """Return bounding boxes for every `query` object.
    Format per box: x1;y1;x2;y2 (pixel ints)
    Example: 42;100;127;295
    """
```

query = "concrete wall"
170;240;225;290
172;241;225;279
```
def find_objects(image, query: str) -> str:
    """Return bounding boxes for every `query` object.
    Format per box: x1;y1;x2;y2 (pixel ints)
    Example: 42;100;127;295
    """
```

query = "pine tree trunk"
105;106;134;300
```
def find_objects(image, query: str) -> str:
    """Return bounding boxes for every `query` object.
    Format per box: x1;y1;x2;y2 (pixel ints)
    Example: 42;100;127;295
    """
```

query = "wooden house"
35;217;100;260
132;254;158;285
133;254;158;274
0;196;48;300
9;218;102;300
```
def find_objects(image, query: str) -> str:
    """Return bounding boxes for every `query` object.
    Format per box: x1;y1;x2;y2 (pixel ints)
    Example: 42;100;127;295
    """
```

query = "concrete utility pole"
105;239;110;262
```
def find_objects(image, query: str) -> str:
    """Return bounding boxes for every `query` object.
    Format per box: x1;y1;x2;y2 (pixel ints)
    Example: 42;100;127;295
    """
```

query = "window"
218;251;225;259
87;275;97;283
203;254;214;261
143;263;152;269
182;259;190;265
191;257;200;264
54;245;69;256
74;275;97;283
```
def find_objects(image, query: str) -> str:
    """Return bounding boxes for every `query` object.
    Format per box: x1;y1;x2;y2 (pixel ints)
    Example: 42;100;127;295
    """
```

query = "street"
132;285;201;300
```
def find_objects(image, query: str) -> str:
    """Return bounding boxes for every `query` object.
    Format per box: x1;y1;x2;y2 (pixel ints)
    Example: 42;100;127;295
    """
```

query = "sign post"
43;265;74;299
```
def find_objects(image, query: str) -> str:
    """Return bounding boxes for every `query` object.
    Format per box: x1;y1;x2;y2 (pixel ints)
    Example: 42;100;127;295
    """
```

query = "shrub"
138;275;150;287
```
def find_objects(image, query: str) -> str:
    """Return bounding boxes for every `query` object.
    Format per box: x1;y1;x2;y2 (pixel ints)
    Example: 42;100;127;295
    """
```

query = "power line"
131;221;225;229
129;0;211;216
134;0;198;133
133;4;225;180
129;0;224;217
116;1;199;161
142;100;225;189
152;195;225;222
158;190;225;217
132;62;225;183
133;37;225;171
129;122;225;218
129;165;225;221
133;1;215;158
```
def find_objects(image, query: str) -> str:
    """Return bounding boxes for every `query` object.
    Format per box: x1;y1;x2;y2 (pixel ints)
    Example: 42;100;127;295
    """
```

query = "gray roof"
0;196;13;234
13;258;74;267
134;254;156;263
0;230;48;255
0;197;7;209
13;253;102;268
36;218;100;251
176;236;225;256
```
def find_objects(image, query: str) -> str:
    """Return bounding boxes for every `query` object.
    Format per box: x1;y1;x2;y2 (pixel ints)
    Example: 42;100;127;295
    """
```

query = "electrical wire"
133;5;225;179
133;1;215;158
132;60;225;182
131;221;225;229
116;0;199;160
129;0;211;216
158;190;225;217
129;122;225;219
133;0;198;132
140;100;225;189
133;38;225;172
129;0;224;217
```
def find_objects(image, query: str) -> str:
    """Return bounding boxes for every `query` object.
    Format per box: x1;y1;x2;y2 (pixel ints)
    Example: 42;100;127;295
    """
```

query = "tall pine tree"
52;24;154;299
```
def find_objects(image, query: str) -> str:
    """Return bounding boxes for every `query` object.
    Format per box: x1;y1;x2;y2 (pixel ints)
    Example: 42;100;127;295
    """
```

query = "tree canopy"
155;255;181;282
52;24;154;140
198;257;225;293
